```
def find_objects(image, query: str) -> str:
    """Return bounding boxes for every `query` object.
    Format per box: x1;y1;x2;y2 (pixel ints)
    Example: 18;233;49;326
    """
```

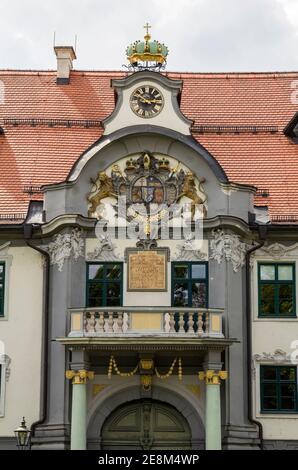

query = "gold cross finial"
144;22;151;35
144;22;151;41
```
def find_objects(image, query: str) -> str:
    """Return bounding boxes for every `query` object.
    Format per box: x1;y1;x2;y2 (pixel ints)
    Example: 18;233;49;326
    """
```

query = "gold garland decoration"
108;356;183;381
155;357;183;381
127;208;170;235
178;357;183;382
108;355;139;379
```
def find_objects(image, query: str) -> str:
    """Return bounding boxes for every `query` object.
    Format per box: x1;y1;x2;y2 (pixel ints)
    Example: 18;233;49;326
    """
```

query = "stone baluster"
98;312;104;334
83;312;88;335
88;312;96;334
108;311;114;333
178;312;184;334
198;312;203;337
205;311;210;336
169;312;176;333
123;312;129;333
117;312;123;333
164;312;170;333
112;313;118;332
188;312;194;334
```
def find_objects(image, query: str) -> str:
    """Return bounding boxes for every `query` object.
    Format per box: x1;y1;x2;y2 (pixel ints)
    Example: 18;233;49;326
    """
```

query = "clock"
130;86;164;118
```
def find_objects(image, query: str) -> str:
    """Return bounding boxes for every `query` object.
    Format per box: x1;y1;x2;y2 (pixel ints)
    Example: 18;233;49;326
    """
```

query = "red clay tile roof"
0;69;298;222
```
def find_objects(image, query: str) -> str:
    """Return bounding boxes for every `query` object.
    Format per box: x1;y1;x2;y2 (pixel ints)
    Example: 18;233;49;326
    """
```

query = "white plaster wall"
0;247;43;436
104;79;190;135
251;255;298;440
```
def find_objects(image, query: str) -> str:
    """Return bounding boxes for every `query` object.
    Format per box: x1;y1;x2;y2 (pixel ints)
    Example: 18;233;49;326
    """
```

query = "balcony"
67;307;224;339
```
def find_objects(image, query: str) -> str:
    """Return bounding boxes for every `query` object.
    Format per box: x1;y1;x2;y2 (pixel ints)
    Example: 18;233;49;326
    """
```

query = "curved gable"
66;125;229;184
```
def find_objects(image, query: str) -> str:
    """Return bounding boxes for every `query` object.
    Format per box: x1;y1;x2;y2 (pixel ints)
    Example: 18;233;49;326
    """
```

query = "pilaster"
66;369;94;450
199;367;227;450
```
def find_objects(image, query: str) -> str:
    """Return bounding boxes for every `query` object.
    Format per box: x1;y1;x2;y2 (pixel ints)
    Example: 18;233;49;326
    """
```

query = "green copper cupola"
126;23;169;72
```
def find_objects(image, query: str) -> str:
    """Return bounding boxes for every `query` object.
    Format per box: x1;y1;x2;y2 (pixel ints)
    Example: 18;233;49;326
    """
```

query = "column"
66;369;94;450
199;370;227;450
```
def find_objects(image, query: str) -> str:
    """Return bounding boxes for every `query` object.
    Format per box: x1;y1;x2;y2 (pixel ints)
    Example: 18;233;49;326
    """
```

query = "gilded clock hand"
136;96;162;105
135;94;150;103
140;98;152;104
147;99;162;104
135;94;161;105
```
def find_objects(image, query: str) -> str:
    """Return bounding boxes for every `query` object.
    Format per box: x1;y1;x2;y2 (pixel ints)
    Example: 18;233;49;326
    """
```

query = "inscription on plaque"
128;250;167;291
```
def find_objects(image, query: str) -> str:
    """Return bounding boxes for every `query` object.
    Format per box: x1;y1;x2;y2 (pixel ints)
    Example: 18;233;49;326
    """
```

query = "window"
0;263;5;317
258;263;295;317
260;366;298;413
172;262;208;308
86;263;123;307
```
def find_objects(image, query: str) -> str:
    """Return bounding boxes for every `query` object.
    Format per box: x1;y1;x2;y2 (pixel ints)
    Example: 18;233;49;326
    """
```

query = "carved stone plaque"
127;249;167;291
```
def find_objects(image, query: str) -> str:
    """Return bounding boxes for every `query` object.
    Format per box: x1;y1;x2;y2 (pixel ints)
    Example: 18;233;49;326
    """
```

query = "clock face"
130;86;164;118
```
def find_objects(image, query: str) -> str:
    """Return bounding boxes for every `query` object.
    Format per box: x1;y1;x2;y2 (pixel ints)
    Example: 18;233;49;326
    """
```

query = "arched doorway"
101;399;192;450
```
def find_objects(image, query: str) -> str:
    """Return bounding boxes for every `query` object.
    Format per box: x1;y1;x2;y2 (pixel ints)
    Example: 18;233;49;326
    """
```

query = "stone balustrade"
68;307;224;339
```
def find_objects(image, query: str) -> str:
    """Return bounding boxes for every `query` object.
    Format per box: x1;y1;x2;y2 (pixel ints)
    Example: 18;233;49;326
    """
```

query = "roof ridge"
166;71;298;78
0;70;126;76
1;69;298;78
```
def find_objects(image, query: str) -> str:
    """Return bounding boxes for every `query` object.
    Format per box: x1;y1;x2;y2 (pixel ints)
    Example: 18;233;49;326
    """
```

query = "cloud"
0;0;297;71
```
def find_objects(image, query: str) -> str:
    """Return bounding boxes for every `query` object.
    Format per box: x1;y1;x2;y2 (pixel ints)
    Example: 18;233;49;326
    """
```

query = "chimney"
54;46;76;84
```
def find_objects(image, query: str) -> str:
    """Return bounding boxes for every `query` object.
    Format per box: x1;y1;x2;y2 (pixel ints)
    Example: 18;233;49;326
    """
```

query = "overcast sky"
1;0;298;72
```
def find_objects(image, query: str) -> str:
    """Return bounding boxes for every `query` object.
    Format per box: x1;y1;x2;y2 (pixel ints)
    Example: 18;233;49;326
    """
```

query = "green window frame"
258;262;296;317
0;262;5;317
171;262;208;308
260;365;298;413
86;262;123;307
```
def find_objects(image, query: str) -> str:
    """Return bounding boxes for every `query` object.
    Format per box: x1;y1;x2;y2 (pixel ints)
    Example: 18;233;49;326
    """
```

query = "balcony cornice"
56;336;237;351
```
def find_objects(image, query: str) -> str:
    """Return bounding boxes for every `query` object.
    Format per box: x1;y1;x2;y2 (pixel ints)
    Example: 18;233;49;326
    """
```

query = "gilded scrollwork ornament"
140;375;152;391
65;369;94;385
198;370;228;385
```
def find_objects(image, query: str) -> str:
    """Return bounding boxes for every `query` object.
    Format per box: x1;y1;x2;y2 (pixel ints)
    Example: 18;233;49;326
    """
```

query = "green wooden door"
101;399;192;450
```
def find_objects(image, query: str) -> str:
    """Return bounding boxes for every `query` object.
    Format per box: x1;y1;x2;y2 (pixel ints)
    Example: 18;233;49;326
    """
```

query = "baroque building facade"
0;29;298;450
